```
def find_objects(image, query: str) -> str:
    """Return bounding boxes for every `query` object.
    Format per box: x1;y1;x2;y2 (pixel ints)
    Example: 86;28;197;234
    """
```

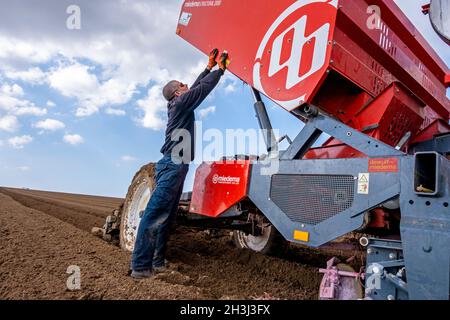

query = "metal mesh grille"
270;174;355;225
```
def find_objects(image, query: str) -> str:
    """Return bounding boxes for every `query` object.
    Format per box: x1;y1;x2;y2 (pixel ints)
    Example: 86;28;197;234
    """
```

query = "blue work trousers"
131;155;188;271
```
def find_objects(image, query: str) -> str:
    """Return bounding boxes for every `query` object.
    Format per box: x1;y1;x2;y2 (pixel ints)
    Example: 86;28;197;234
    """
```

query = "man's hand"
218;51;230;72
207;48;219;70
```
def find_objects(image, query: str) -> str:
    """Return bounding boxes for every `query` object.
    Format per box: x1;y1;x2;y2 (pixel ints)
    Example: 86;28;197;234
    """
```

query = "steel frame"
411;133;450;154
247;103;450;300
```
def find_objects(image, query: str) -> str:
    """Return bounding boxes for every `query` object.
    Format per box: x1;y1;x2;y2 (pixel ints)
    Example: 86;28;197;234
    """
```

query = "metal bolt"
346;131;352;137
387;295;395;300
359;237;369;247
367;248;373;255
301;224;305;228
389;253;396;260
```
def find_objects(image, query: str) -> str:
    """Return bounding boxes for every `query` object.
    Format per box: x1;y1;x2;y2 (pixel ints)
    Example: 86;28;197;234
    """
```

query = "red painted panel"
177;0;338;111
177;0;449;119
305;142;366;159
370;0;448;83
410;120;450;144
190;161;251;217
337;0;449;119
177;0;450;161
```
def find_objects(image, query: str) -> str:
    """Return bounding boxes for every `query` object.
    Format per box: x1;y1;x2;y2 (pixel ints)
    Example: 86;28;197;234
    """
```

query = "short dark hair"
162;80;180;101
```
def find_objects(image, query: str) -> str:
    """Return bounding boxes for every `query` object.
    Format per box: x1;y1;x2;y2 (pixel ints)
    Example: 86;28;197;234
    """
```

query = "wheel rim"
122;180;152;251
236;225;271;252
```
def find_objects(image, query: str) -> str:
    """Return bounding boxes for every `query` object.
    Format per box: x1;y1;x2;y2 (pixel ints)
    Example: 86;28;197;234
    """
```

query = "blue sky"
0;0;449;197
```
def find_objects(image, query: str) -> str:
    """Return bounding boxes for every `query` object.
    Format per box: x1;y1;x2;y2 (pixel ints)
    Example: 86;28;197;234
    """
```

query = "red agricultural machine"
99;0;450;300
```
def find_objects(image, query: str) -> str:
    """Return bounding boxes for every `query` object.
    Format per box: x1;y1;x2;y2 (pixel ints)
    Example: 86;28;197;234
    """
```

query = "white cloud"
8;135;33;149
0;1;206;121
1;84;24;96
63;134;84;145
48;63;98;97
14;106;47;116
0;37;53;65
34;118;65;131
219;74;241;95
18;166;31;172
224;83;237;94
121;155;137;162
136;85;167;130
98;78;136;106
0;115;20;132
46;100;56;107
105;107;126;116
0;95;23;111
198;106;216;120
0;89;47;117
4;67;47;85
48;62;136;117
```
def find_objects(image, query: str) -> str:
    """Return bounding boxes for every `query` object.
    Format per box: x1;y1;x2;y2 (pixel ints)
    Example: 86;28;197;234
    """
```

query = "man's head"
162;80;189;101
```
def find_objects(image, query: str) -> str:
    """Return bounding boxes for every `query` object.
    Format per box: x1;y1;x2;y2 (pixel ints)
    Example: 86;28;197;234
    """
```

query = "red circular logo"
253;0;337;110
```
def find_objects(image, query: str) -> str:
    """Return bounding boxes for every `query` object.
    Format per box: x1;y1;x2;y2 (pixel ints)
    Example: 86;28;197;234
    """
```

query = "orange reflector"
293;230;309;242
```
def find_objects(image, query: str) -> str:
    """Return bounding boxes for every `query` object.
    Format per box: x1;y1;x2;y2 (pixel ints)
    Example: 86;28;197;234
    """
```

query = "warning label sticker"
179;12;192;26
368;158;398;173
358;173;370;194
184;1;222;8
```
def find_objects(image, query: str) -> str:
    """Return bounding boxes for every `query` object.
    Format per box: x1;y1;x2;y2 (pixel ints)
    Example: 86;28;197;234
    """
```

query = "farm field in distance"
0;187;331;300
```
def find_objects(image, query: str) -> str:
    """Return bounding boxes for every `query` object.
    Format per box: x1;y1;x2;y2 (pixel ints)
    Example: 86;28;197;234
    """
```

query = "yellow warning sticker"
293;230;309;242
358;173;369;194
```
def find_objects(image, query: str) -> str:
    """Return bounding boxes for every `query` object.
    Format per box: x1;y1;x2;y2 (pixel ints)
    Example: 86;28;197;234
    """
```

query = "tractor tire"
232;224;287;256
119;163;156;252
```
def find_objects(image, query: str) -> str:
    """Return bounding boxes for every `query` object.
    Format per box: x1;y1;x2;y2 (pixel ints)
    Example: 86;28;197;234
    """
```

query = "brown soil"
0;187;350;300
